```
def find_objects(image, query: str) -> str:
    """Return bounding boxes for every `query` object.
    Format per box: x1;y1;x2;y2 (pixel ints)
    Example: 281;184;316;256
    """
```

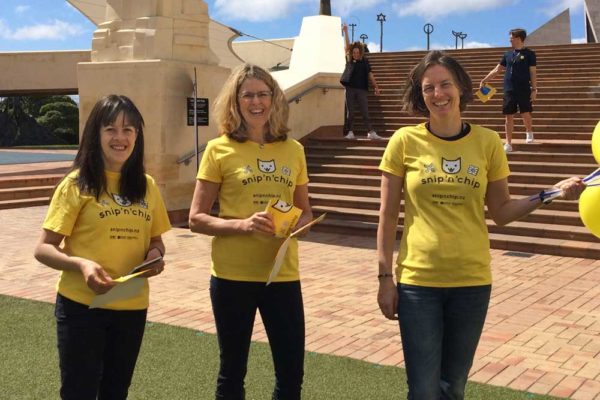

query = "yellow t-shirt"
43;170;171;309
197;135;309;282
379;123;510;287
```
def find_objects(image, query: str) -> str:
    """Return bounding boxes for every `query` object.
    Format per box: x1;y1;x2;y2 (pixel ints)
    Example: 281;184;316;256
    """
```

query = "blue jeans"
397;284;491;400
210;276;305;400
55;293;147;400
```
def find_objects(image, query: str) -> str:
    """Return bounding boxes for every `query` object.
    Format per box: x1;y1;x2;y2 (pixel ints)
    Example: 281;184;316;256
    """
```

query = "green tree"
36;100;79;144
0;95;78;146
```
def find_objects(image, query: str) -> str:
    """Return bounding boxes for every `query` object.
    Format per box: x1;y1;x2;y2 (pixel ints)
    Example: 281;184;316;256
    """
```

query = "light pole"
423;23;434;51
360;33;368;44
349;23;357;42
459;32;467;49
452;30;461;50
376;13;386;53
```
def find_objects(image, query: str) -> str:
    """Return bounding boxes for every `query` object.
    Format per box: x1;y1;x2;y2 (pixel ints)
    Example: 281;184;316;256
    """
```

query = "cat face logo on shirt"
272;199;293;213
112;193;132;207
257;159;276;173
442;158;461;174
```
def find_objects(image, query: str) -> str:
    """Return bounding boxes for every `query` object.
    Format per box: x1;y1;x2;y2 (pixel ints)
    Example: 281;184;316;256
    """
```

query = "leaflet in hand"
266;213;327;285
476;83;496;103
265;198;303;238
88;257;162;309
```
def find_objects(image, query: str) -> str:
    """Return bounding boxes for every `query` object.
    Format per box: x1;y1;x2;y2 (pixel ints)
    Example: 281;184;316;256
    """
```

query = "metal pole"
424;23;434;51
377;13;386;53
349;23;357;42
194;67;199;172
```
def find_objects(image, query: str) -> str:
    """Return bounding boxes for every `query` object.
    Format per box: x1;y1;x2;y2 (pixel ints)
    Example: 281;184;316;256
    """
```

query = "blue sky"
0;0;587;53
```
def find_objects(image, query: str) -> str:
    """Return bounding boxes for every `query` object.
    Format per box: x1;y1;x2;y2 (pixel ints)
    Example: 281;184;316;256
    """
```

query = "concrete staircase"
0;171;65;210
306;43;600;259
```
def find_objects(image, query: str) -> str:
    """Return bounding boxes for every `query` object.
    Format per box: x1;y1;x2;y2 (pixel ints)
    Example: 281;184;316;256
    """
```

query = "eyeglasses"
239;91;273;102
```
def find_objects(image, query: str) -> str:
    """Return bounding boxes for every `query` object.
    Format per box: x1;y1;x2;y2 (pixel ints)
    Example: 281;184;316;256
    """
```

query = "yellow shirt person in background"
189;64;312;399
376;51;584;399
34;95;171;400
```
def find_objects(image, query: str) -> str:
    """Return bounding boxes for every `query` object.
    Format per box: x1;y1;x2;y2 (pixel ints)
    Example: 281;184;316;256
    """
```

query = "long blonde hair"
213;63;290;142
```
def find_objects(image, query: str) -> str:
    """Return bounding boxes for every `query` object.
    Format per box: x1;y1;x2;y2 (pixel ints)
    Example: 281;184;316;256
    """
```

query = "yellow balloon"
579;186;600;238
593;121;600;164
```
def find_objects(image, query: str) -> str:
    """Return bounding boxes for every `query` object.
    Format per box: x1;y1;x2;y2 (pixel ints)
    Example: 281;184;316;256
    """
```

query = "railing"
177;143;206;165
177;84;343;164
287;84;344;104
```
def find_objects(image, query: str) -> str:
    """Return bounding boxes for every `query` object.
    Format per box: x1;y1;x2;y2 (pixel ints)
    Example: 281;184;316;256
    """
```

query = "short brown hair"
510;28;527;41
213;63;289;143
402;50;473;117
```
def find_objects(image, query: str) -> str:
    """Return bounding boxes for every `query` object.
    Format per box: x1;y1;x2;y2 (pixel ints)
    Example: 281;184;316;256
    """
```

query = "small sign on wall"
187;97;209;126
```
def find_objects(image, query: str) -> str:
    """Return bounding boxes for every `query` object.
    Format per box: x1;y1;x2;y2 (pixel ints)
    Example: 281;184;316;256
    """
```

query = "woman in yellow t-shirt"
376;51;584;399
189;64;312;399
34;95;171;400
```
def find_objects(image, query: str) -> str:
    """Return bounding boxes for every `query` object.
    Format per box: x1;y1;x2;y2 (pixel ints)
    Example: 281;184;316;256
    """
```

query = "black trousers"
55;293;147;400
210;276;305;400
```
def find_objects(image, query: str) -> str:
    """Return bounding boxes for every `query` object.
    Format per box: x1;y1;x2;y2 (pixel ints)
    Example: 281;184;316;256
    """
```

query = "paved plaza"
0;160;599;399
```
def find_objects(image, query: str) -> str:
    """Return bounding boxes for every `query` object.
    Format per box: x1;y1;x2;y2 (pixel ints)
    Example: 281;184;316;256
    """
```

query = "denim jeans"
397;284;491;400
54;293;147;400
210;276;305;400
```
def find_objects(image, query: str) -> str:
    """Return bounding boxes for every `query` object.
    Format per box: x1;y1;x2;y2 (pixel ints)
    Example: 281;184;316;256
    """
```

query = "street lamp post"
376;13;386;53
360;33;368;44
459;32;467;49
452;30;461;50
423;23;434;51
349;23;357;42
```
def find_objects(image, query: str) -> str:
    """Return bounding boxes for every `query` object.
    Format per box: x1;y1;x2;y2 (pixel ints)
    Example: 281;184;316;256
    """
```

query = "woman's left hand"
555;177;585;201
141;255;165;278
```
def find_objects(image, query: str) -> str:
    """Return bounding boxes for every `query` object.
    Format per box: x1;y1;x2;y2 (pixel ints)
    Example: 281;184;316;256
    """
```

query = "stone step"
0;186;54;202
0;197;49;210
309;189;580;213
0;174;63;189
310;215;600;259
311;201;590;238
307;158;595;175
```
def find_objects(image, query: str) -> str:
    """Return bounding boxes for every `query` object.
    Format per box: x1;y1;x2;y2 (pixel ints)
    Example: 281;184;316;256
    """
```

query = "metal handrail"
177;84;343;164
232;28;293;51
177;143;207;165
287;84;344;104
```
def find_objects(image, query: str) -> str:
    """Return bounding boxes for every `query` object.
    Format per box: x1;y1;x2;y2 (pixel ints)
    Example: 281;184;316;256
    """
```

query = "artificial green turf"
0;295;563;399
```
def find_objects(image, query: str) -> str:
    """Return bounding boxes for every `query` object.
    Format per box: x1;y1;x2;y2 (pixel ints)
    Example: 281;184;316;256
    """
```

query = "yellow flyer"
265;198;303;238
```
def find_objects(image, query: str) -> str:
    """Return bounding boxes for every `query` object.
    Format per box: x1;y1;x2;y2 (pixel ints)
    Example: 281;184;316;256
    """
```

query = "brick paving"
1;162;599;399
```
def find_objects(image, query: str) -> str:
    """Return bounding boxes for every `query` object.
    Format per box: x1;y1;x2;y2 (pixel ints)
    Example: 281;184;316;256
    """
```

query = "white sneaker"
367;130;383;140
503;143;513;153
525;132;535;143
344;131;355;139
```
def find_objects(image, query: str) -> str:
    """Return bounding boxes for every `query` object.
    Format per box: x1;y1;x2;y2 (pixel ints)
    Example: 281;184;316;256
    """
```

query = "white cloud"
366;41;380;52
334;0;384;17
214;0;309;22
0;19;84;41
572;36;587;43
392;0;514;20
15;5;31;14
542;0;584;16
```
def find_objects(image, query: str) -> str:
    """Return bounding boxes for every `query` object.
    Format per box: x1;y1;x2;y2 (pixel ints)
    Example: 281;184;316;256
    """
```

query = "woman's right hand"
377;277;398;320
78;260;116;294
240;211;275;235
